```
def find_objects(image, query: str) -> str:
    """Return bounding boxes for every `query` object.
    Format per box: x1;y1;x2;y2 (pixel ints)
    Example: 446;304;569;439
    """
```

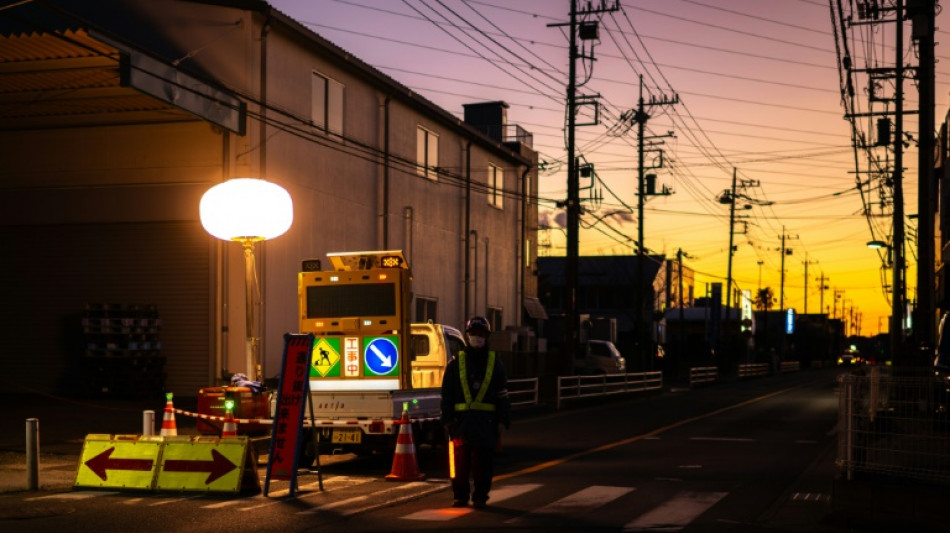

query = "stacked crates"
82;303;164;396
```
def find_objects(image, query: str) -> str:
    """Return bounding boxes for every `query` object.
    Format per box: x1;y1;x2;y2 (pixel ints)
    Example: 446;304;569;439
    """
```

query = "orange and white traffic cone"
385;409;425;482
161;392;178;437
221;412;238;438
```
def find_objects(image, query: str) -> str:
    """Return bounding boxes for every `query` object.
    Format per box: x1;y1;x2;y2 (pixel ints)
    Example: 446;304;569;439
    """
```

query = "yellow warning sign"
75;434;162;490
312;337;341;377
155;436;250;493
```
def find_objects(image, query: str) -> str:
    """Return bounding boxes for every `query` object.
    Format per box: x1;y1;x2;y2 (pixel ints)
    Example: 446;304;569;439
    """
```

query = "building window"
417;126;439;180
488;164;503;209
415;297;437;323
487;307;503;333
312;71;343;134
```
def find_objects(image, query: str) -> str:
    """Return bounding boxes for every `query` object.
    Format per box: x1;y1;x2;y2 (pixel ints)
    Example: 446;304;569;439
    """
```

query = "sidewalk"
0;390;198;494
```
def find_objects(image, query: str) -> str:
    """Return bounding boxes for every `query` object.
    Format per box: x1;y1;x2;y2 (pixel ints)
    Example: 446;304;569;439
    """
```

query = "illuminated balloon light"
199;178;293;241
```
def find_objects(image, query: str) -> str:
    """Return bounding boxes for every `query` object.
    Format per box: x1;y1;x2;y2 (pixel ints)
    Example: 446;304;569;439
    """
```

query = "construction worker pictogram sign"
75;434;162;490
155;436;254;493
311;336;341;377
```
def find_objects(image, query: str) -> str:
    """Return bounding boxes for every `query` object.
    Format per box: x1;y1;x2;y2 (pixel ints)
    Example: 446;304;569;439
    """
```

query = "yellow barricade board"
75;434;163;490
154;436;250;493
74;435;258;494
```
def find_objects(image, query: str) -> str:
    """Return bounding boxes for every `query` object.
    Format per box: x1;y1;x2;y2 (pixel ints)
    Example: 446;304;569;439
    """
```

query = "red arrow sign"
163;449;237;484
84;447;154;481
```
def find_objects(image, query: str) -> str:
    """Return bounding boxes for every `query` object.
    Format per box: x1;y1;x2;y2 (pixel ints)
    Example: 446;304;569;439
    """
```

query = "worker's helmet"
465;316;492;336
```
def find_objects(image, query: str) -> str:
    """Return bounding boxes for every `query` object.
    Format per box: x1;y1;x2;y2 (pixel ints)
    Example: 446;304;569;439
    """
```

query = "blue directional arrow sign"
363;336;399;377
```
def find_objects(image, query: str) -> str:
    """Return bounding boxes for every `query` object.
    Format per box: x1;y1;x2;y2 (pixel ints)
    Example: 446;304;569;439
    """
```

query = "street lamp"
200;178;293;381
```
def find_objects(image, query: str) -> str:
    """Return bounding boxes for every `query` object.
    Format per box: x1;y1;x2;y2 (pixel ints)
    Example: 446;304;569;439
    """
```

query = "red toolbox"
196;386;271;435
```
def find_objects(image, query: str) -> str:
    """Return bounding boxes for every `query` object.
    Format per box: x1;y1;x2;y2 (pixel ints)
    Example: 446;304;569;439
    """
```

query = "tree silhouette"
755;287;775;311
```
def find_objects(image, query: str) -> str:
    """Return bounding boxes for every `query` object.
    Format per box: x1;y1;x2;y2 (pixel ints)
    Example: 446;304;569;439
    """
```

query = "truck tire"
296;428;319;468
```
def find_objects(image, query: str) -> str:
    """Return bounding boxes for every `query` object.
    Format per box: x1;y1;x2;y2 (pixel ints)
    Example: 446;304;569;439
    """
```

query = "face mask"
467;335;486;348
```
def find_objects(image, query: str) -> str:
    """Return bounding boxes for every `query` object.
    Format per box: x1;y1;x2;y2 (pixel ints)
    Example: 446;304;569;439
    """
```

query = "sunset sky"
269;0;950;336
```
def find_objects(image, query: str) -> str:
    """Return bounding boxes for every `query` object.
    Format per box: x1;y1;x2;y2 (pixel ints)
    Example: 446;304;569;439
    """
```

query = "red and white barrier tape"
172;407;273;425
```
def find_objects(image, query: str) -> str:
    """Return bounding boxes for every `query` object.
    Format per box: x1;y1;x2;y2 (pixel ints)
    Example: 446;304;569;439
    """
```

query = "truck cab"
410;322;465;388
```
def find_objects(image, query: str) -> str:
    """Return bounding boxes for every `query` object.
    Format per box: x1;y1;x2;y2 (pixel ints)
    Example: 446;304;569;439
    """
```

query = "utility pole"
803;254;817;314
632;74;677;367
778;227;798;314
548;0;618;371
913;0;936;353
817;272;830;317
892;0;906;362
720;169;759;366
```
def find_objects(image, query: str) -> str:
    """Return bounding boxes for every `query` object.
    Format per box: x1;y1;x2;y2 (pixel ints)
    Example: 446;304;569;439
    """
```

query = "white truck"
288;251;465;463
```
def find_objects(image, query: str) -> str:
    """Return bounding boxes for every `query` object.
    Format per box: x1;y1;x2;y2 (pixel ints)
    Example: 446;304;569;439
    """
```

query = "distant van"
574;340;626;374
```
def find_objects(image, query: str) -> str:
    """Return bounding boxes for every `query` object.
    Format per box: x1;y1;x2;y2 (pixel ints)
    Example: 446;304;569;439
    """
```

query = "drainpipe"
484;237;490;318
518;165;530;327
379;94;391;249
256;13;271;380
471;229;478;315
463;141;472;319
403;207;413;266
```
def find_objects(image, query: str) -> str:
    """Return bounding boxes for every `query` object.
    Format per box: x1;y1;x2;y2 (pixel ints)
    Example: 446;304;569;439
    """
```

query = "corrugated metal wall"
0;220;211;396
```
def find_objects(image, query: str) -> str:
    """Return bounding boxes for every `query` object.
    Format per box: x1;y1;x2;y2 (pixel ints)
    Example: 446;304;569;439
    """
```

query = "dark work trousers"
451;439;494;503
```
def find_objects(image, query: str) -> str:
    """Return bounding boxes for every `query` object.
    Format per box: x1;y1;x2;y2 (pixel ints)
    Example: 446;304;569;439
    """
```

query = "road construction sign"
311;336;341;377
75;434;258;493
364;336;399;377
155;436;251;493
75;434;162;490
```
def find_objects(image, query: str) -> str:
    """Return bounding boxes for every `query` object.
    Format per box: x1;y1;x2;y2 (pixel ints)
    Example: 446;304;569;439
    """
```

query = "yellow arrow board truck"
293;251;464;462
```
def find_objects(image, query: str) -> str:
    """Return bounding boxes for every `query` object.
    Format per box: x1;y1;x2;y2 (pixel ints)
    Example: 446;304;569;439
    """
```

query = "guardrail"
780;361;801;373
689;366;718;387
838;369;950;485
556;371;663;410
738;363;769;378
507;377;539;407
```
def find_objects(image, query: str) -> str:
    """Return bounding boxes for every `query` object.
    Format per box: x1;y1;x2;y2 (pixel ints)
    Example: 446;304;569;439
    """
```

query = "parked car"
574;340;626;374
838;347;863;366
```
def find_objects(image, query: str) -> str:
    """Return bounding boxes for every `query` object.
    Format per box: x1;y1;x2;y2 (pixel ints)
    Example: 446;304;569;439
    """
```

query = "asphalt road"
0;368;854;532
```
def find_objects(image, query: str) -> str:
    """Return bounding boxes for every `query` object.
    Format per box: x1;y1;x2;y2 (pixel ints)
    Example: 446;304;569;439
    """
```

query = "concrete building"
0;0;538;395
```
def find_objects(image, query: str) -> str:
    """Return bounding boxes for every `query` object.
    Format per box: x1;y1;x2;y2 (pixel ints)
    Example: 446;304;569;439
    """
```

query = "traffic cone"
161;392;178;437
385;409;425;481
221;412;238;438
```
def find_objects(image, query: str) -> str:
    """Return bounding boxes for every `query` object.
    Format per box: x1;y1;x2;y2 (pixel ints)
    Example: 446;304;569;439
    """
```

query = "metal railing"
556;371;663;410
689;366;718;387
507;377;539;407
780;361;801;373
837;369;950;485
738;363;769;378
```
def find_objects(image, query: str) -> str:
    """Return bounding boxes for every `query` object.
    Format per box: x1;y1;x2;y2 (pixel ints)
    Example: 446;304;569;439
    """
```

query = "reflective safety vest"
454;350;497;412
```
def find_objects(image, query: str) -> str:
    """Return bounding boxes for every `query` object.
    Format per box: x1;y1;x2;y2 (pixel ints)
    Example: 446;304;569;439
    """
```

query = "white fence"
507;377;539;407
738;363;769;378
780;361;801;373
556;371;663;410
837;369;950;484
689;366;718;387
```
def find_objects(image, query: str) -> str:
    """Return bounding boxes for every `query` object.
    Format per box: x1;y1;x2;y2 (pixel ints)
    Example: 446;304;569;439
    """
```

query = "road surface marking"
25;491;118;501
623;490;727;532
689;437;755;442
506;485;634;524
494;384;807;483
401;483;542;521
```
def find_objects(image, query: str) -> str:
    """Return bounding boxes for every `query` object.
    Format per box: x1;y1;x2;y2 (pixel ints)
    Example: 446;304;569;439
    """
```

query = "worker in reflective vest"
441;315;510;508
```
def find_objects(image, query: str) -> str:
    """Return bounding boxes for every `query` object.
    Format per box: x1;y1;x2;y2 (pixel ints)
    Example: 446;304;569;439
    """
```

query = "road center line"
494;383;807;482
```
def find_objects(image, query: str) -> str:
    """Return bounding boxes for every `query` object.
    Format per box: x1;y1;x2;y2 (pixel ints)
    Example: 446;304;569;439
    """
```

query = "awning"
524;297;549;320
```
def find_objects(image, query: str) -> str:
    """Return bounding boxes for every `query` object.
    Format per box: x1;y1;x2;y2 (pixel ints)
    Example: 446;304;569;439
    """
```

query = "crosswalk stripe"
25;491;118;501
297;481;433;515
401;483;543;521
506;485;634;524
202;499;243;509
623;490;726;532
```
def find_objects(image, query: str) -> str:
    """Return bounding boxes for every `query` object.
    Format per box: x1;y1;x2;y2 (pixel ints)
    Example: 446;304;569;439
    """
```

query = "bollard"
143;410;155;436
26;418;39;491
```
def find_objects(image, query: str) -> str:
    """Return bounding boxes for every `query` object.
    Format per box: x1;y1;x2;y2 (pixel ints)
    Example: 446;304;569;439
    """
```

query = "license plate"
331;428;362;444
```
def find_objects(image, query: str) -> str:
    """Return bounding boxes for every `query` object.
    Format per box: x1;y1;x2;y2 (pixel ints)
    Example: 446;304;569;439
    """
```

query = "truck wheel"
297;428;319;468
